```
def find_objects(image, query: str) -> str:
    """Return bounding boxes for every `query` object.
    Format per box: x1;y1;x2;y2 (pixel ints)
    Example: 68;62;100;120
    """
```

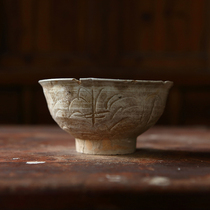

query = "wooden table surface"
1;126;210;210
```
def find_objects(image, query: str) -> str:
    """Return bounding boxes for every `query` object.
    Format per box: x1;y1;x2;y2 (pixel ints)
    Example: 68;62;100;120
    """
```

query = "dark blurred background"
0;0;210;125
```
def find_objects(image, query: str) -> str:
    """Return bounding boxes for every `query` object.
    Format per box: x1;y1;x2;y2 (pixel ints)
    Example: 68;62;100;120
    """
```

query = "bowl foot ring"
75;138;136;155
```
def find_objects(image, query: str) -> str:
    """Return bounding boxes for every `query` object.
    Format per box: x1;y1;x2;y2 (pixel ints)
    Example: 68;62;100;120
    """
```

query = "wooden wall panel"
51;0;77;52
0;88;21;123
3;0;22;52
19;0;34;52
1;0;207;73
36;0;51;51
121;0;205;52
120;0;207;73
181;88;210;125
0;0;210;125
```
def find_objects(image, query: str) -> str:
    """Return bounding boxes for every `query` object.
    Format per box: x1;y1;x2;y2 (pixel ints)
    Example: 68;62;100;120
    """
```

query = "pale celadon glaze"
39;78;173;155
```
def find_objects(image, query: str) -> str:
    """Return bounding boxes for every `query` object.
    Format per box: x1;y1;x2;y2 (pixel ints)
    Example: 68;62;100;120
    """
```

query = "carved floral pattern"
44;84;163;139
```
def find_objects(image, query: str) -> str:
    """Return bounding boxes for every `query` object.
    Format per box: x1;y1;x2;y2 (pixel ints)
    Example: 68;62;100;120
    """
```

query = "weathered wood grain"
0;126;210;209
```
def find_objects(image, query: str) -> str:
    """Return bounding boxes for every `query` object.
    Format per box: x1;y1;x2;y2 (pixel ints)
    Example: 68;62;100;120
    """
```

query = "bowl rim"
38;77;173;85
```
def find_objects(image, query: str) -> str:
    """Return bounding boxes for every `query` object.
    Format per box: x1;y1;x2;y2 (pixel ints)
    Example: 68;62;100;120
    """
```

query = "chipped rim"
38;78;173;86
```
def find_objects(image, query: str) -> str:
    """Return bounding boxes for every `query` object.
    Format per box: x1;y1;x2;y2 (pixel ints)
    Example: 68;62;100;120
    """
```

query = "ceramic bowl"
39;78;173;155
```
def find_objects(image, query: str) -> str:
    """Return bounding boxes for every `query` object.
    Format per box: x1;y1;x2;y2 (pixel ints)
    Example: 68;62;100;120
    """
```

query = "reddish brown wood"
1;126;210;209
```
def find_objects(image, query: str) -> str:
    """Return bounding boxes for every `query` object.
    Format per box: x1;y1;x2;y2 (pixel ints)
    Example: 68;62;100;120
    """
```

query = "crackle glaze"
39;78;173;155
